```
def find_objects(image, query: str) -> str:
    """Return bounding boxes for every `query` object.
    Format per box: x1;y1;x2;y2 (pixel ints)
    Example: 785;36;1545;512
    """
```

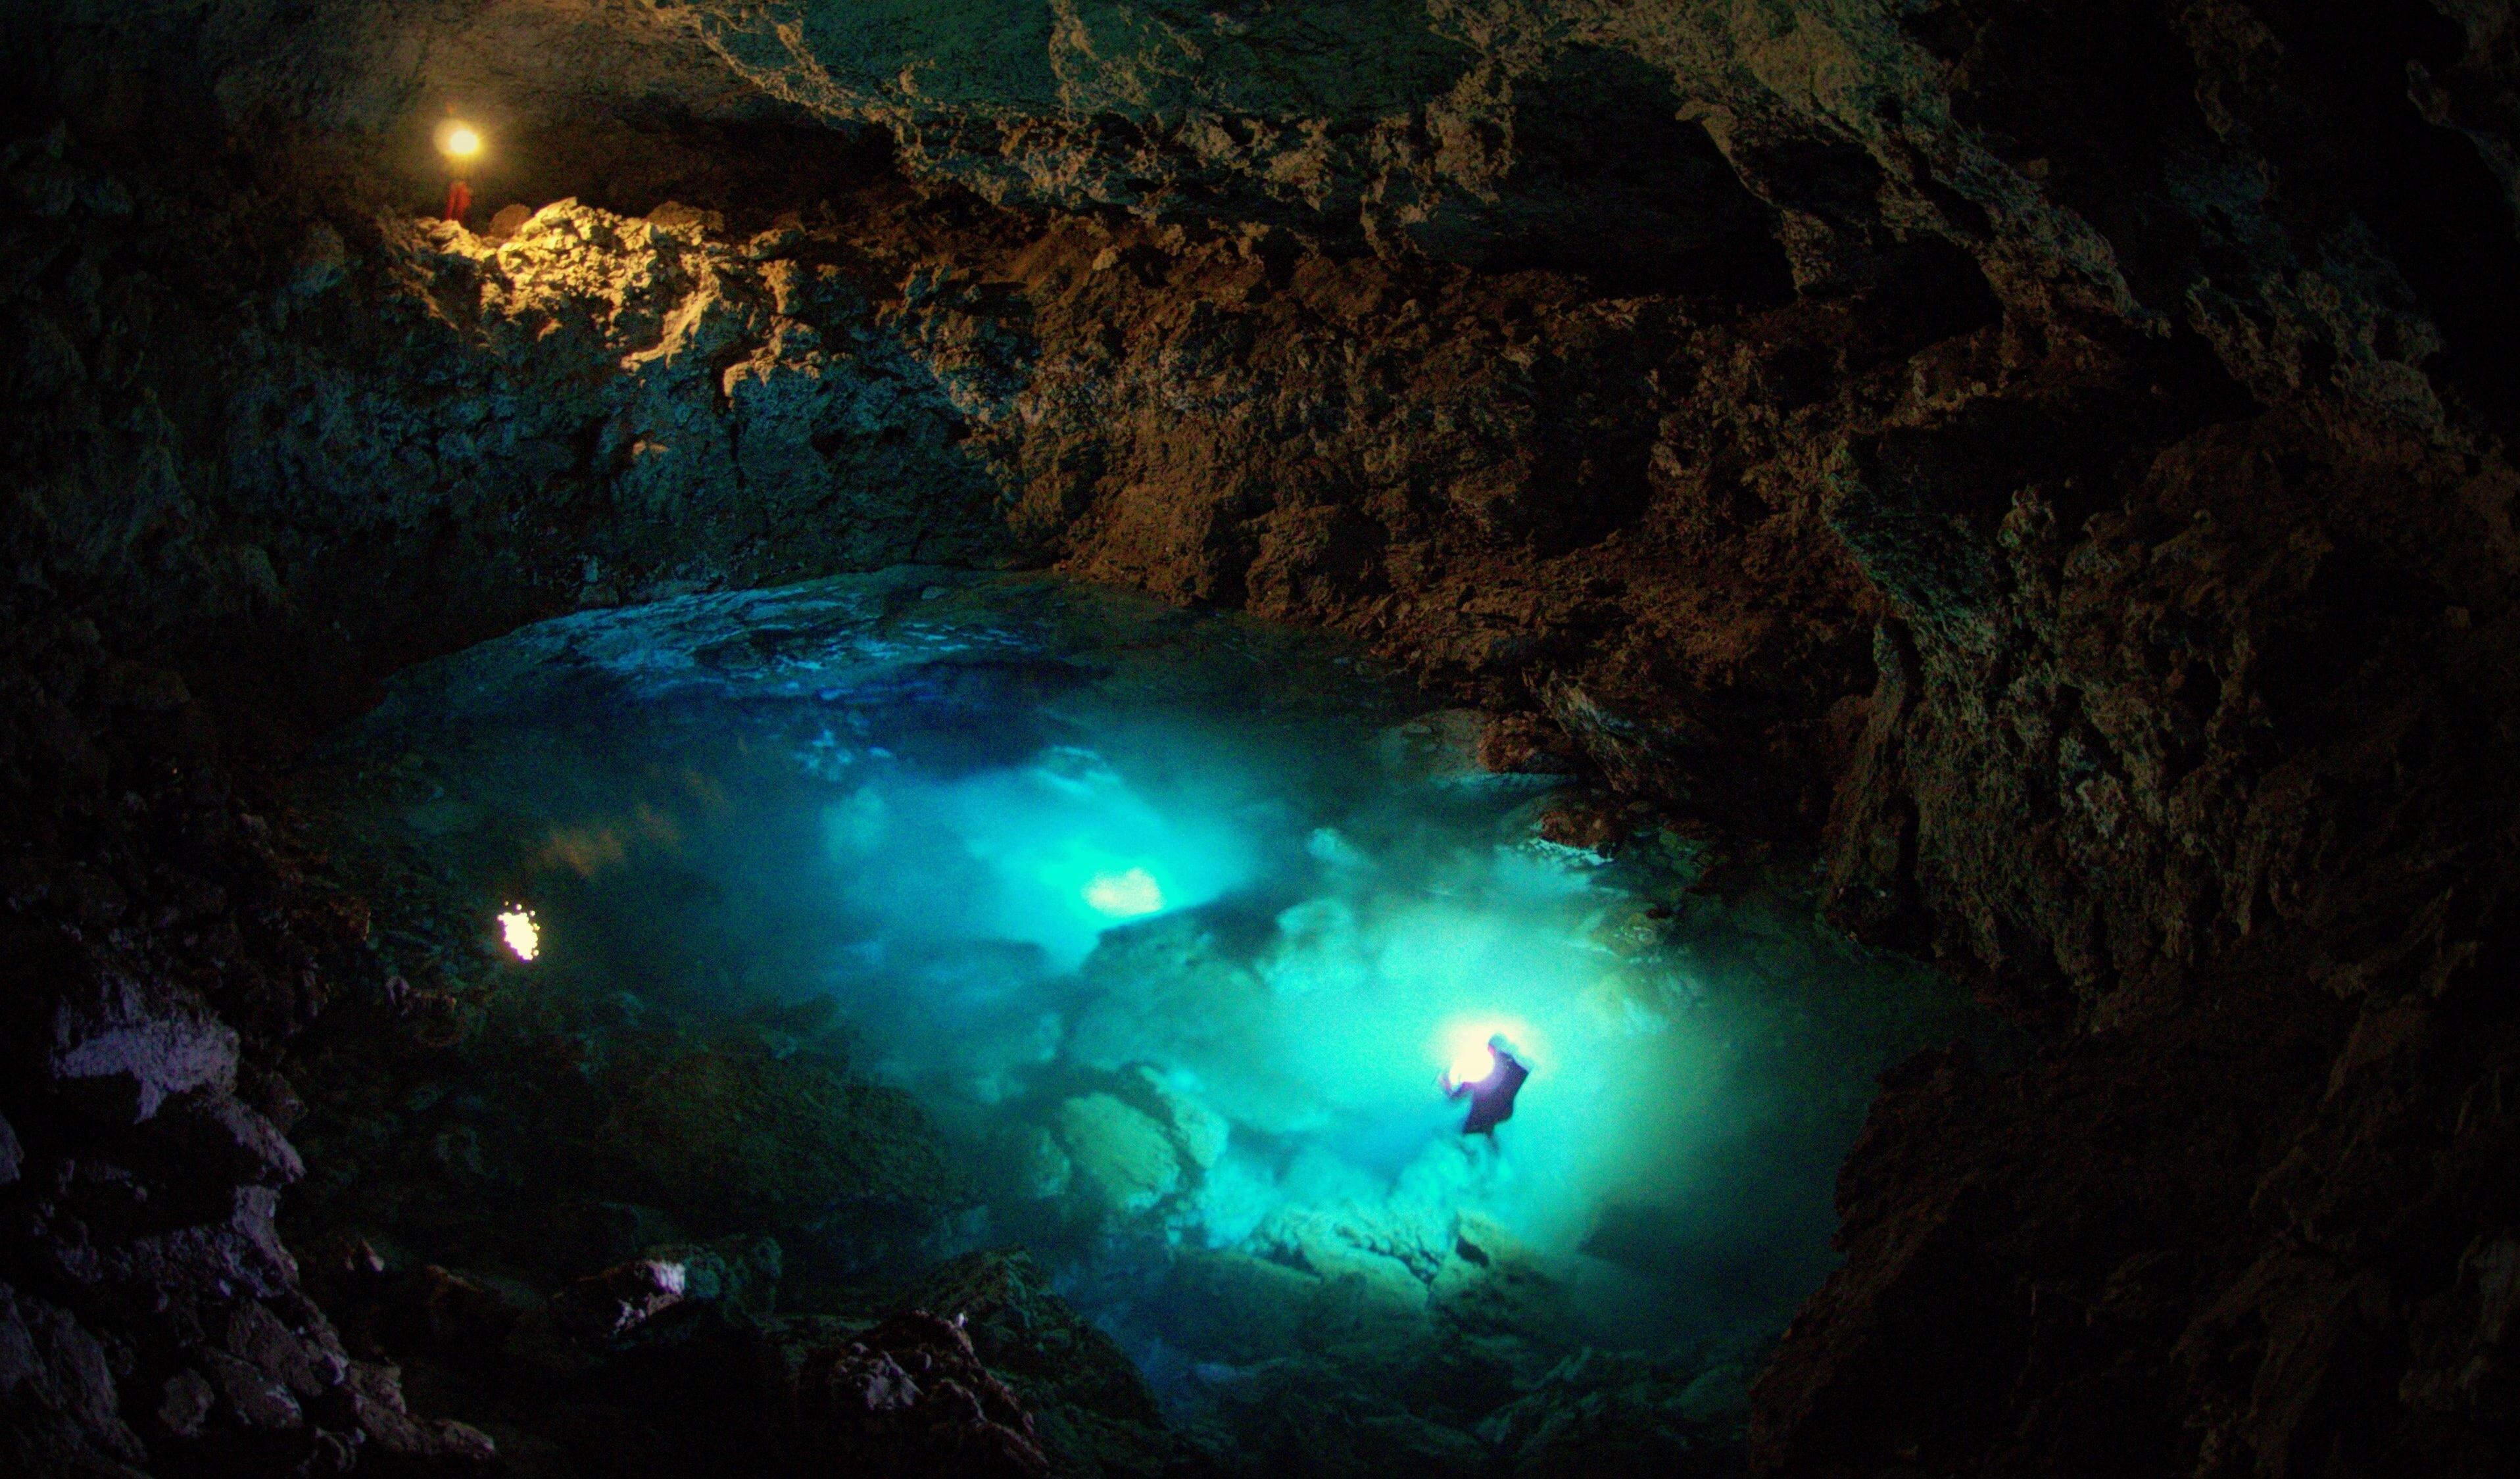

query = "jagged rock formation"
0;600;505;1474
6;1;2520;1475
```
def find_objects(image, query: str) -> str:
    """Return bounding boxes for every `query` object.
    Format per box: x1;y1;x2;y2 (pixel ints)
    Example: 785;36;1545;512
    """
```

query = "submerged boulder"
1479;1348;1737;1479
1000;1124;1074;1201
785;1309;1050;1478
891;1251;1174;1479
514;1232;786;1378
603;1046;967;1250
550;1257;690;1343
1055;1094;1181;1215
768;1249;1171;1477
1133;1068;1230;1172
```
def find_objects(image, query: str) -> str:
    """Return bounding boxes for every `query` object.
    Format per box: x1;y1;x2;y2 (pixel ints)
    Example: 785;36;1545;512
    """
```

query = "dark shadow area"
1403;47;1795;305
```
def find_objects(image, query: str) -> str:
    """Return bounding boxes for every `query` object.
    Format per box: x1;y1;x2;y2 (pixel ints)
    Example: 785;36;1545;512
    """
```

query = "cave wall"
7;1;2520;1475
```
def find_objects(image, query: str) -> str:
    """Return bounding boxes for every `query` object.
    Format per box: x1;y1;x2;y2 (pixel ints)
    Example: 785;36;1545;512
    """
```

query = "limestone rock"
197;1347;303;1431
1480;1348;1730;1479
649;1234;785;1317
343;1359;498;1465
0;1282;148;1474
220;1298;349;1402
43;990;240;1125
155;1367;214;1441
550;1256;690;1342
1005;1124;1073;1201
1054;1093;1180;1214
157;1088;307;1188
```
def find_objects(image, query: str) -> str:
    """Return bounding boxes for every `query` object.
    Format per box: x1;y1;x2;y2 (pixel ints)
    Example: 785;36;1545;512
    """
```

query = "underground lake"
276;568;2009;1472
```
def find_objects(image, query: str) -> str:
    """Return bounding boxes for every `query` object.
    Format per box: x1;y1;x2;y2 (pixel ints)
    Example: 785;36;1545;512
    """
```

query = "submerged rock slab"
1055;1094;1182;1216
605;1046;968;1240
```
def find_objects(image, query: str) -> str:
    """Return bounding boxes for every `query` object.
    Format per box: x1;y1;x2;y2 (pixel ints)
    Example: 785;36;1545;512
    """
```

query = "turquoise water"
309;568;1995;1455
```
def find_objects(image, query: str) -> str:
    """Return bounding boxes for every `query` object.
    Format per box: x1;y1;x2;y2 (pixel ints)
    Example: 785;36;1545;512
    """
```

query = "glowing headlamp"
1440;1020;1534;1088
435;119;485;162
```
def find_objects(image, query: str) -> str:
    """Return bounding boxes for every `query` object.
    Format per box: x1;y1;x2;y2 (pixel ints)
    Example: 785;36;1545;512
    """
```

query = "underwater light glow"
1084;867;1165;918
312;570;2014;1456
1439;1019;1533;1089
823;747;1257;971
497;906;540;961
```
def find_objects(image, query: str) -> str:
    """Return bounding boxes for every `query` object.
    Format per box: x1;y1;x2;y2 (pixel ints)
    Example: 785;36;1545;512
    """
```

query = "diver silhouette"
1441;1035;1530;1136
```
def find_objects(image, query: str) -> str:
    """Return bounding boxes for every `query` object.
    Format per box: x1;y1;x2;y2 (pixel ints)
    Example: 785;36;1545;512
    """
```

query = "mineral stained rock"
8;0;2520;1474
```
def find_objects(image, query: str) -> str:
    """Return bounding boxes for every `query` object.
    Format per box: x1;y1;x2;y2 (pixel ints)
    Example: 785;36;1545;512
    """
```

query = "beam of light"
1438;1017;1533;1090
1084;867;1165;918
437;120;484;160
497;906;540;961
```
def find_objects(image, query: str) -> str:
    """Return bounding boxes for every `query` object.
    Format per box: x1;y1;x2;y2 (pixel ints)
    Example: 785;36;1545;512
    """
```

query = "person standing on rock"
1441;1034;1531;1136
437;107;483;225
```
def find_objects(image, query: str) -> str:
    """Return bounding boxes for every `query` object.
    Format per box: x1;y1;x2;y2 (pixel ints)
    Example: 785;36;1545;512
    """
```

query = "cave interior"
5;3;2520;1477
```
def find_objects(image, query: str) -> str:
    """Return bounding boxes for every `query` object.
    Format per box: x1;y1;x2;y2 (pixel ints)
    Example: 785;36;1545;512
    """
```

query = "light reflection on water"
314;569;1999;1435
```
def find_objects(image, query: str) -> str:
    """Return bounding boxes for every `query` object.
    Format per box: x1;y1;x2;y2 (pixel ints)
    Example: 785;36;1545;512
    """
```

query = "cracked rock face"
8;1;2520;1475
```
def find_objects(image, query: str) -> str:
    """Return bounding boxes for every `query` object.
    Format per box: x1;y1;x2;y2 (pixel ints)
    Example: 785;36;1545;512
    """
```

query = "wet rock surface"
5;1;2520;1474
764;1251;1178;1479
786;1307;1054;1478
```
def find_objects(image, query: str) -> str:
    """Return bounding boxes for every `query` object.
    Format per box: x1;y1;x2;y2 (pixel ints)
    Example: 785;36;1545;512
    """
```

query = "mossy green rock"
896;1249;1174;1479
605;1048;965;1228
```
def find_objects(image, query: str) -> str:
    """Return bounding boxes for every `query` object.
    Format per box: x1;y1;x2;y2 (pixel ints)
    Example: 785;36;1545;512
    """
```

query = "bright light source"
1084;867;1165;918
1439;1019;1534;1087
497;906;539;961
437;120;484;160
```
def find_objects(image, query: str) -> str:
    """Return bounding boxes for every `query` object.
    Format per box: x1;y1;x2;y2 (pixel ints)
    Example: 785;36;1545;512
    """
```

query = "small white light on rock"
497;906;540;961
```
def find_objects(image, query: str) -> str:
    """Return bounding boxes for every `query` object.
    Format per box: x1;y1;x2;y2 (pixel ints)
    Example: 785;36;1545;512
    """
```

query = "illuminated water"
303;569;2000;1461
